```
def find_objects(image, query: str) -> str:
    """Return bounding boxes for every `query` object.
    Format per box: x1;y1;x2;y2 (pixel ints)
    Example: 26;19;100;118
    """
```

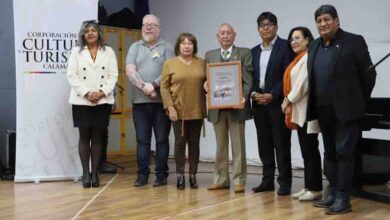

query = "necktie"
222;50;230;60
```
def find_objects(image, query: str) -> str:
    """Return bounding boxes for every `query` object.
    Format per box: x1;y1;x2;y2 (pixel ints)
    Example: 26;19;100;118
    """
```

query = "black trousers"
172;120;203;175
100;128;108;165
297;124;322;191
316;105;360;195
253;104;292;187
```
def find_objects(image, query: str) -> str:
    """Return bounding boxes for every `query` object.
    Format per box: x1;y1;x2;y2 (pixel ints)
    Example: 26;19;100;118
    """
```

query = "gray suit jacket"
205;46;253;123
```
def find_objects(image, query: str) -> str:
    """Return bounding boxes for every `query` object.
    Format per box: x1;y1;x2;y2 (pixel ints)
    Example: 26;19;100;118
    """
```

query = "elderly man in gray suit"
205;23;253;193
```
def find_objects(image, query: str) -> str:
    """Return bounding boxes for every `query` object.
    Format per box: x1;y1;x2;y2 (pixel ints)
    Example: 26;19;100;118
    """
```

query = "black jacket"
307;29;377;121
251;36;294;110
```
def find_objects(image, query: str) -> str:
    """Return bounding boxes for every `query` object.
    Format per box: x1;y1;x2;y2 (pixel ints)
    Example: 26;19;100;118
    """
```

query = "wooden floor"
1;158;390;220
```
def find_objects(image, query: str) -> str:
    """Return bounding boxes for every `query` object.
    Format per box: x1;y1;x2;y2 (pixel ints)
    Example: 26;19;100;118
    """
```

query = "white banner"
13;0;98;182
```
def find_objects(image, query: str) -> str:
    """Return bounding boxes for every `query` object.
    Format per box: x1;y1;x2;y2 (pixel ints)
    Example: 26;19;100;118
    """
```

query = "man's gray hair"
143;14;160;26
218;23;235;33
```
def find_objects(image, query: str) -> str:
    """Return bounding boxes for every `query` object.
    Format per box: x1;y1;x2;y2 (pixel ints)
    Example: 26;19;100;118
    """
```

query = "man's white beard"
143;34;153;42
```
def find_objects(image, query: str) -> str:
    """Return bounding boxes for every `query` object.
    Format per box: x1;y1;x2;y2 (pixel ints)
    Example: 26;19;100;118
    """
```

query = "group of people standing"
66;4;376;215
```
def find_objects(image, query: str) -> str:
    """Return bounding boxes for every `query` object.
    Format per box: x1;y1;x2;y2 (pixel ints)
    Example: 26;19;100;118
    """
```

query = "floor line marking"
71;174;118;220
155;216;170;220
176;193;258;216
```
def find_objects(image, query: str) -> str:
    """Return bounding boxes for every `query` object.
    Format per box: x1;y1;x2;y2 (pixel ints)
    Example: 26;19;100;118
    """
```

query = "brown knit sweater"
160;56;206;120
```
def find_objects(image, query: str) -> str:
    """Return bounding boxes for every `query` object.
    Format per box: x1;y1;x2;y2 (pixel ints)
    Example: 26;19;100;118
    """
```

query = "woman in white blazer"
67;20;118;188
281;27;322;201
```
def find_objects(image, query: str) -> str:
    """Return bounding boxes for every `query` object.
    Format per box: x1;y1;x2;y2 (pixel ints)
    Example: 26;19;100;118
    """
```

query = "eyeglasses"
289;37;304;44
259;23;275;29
142;23;159;29
316;17;333;25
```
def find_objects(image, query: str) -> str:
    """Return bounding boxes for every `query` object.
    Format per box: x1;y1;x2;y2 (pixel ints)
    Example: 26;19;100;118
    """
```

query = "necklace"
87;45;98;62
90;50;97;62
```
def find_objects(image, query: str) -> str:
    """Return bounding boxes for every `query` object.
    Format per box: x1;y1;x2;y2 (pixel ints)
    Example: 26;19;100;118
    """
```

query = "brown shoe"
234;184;245;193
207;184;229;190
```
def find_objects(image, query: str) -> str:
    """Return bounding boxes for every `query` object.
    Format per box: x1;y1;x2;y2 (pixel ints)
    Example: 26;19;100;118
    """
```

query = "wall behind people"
0;0;16;166
150;0;390;167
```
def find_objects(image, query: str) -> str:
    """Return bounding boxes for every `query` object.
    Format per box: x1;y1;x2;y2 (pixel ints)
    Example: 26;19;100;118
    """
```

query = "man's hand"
142;83;155;95
149;91;157;99
252;92;266;105
203;81;208;93
251;92;262;103
168;106;178;121
257;93;273;105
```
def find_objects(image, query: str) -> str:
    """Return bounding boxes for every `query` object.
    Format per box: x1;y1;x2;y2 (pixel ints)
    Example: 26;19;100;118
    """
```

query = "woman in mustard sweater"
160;33;206;190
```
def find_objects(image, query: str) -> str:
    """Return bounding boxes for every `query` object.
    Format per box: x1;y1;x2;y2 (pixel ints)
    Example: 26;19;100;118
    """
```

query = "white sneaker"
292;188;307;199
299;191;322;201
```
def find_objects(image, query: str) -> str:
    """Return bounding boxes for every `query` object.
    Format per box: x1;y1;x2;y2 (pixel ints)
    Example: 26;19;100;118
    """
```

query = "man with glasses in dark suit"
251;12;294;196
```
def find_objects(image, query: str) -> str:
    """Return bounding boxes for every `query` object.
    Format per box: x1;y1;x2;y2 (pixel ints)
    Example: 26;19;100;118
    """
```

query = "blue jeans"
133;103;171;178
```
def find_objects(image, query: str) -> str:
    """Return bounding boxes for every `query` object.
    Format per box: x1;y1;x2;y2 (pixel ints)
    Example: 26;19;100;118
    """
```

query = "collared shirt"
220;45;233;60
126;39;174;104
259;36;277;89
312;37;337;106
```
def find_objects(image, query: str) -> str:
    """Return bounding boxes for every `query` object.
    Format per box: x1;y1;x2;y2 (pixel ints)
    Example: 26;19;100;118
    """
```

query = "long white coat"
67;46;118;106
286;53;319;133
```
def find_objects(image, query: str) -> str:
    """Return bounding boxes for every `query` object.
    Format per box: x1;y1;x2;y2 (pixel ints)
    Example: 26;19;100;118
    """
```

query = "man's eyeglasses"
259;23;275;29
142;23;159;29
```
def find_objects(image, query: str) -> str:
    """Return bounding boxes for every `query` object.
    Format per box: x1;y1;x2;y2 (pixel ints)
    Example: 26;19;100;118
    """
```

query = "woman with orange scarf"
281;27;322;201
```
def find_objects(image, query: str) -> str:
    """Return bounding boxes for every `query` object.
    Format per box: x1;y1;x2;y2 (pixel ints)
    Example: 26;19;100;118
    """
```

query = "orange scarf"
283;51;307;130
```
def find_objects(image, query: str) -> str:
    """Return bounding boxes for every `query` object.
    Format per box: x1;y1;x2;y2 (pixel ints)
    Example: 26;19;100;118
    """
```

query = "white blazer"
287;53;320;133
67;46;118;106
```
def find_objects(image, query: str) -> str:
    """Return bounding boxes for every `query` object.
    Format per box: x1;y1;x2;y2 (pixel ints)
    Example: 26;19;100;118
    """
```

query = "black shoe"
99;162;117;174
313;195;335;208
133;175;148;187
153;177;167;187
325;198;351;215
189;174;198;189
277;186;291;196
252;183;275;193
177;175;185;190
82;173;91;188
91;172;100;188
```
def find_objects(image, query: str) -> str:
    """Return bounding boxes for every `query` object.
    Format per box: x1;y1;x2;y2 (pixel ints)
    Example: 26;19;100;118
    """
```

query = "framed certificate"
206;61;242;109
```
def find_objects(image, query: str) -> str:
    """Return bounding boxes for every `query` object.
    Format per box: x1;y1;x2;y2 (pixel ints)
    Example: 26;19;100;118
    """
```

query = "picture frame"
206;61;242;109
